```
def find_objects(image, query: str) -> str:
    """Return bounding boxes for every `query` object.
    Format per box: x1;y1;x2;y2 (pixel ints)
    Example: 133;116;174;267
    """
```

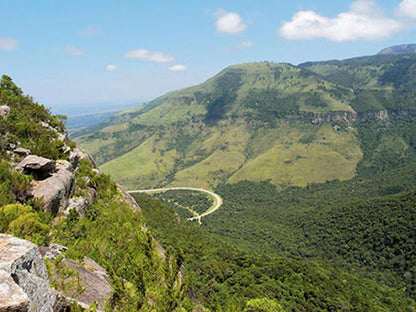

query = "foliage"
135;194;415;311
0;161;31;206
0;204;50;245
0;75;70;160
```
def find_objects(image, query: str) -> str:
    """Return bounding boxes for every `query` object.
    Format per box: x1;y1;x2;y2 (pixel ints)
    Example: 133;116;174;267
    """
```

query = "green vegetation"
149;189;213;218
0;75;70;160
134;194;415;311
0;77;192;311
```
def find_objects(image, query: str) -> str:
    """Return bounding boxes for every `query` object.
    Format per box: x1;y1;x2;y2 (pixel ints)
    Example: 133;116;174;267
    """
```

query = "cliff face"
0;234;55;312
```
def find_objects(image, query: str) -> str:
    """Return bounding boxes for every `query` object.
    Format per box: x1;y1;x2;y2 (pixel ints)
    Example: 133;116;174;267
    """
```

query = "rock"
73;147;97;169
0;269;30;312
56;160;73;173
0;105;10;120
13;147;31;157
0;234;55;312
39;244;67;261
118;184;141;212
19;156;56;180
68;152;79;170
29;168;75;214
63;257;112;311
41;250;112;312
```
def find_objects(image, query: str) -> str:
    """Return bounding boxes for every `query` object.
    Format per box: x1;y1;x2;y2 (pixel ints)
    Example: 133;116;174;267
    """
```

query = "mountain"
377;43;416;55
3;45;416;311
77;51;416;191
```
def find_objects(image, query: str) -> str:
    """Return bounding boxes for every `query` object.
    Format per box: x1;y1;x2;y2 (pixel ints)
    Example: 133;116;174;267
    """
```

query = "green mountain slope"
77;62;367;189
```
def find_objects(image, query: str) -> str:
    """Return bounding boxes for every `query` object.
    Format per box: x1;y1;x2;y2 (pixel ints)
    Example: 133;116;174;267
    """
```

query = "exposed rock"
66;188;96;219
18;156;56;180
0;269;30;312
30;168;75;214
62;257;112;311
0;234;55;312
118;184;141;212
73;147;97;169
13;148;31;157
68;152;79;170
55;160;73;173
357;109;390;122
40;246;112;312
0;105;10;120
39;244;67;261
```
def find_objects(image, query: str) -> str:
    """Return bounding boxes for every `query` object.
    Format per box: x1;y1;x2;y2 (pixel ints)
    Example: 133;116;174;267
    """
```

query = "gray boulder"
0;234;55;312
30;168;75;214
0;105;10;120
19;156;56;180
14;147;31;157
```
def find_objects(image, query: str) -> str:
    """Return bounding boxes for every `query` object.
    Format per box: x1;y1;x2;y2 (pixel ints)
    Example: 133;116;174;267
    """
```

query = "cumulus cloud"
239;40;253;48
0;38;19;51
279;0;404;42
397;0;416;19
66;45;86;56
125;49;174;63
168;64;186;72
216;10;247;34
80;26;101;36
106;64;118;71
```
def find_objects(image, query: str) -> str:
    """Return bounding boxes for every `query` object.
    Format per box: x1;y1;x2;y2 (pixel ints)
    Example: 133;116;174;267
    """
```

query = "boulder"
55;160;73;173
60;258;112;311
30;168;75;214
19;156;55;180
68;152;79;170
0;269;30;312
0;105;10;120
73;147;97;169
0;234;55;312
39;246;112;312
13;148;31;157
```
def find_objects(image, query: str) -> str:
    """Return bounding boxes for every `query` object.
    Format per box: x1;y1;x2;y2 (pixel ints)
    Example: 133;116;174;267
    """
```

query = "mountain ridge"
76;50;416;190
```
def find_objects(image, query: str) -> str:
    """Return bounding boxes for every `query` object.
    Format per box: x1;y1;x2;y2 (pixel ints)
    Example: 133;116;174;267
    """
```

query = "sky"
0;0;416;115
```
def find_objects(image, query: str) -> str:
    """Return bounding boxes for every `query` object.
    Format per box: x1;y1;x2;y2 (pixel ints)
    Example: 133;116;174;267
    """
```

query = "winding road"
128;187;223;223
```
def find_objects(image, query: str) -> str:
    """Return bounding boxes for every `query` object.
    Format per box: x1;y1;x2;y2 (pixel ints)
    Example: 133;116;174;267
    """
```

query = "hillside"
0;75;191;311
76;62;365;189
77;51;416;191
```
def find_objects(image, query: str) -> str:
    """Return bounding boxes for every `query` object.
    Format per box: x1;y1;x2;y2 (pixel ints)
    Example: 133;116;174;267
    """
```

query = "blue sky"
1;0;415;115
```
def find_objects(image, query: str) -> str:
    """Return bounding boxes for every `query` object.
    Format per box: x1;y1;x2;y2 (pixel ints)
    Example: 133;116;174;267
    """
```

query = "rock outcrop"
0;234;55;312
39;246;112;312
30;166;75;214
0;105;10;120
18;156;56;180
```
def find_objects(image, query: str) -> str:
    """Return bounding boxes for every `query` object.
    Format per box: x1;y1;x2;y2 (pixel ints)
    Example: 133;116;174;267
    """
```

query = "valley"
74;46;416;310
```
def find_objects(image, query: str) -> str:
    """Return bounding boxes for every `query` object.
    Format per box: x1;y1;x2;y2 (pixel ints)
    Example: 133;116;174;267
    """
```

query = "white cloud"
80;26;100;36
66;45;86;56
125;49;174;63
216;10;247;34
397;0;416;19
106;64;118;72
0;38;19;51
279;0;404;42
168;64;186;72
222;47;232;53
239;40;253;48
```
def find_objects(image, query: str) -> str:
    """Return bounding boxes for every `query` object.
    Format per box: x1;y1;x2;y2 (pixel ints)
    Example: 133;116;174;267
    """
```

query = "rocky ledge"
0;234;55;312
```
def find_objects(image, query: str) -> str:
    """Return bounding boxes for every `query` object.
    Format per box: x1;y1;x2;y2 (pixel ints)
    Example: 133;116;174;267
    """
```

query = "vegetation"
134;194;415;311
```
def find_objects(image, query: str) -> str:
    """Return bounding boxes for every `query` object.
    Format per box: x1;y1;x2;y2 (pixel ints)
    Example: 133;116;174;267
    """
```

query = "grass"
229;123;362;187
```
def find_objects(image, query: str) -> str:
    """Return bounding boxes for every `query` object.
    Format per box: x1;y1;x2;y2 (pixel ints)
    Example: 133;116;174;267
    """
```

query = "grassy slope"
77;62;361;189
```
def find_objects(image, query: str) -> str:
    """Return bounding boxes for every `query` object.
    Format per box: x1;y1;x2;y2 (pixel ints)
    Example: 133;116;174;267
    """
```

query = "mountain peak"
377;44;416;55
